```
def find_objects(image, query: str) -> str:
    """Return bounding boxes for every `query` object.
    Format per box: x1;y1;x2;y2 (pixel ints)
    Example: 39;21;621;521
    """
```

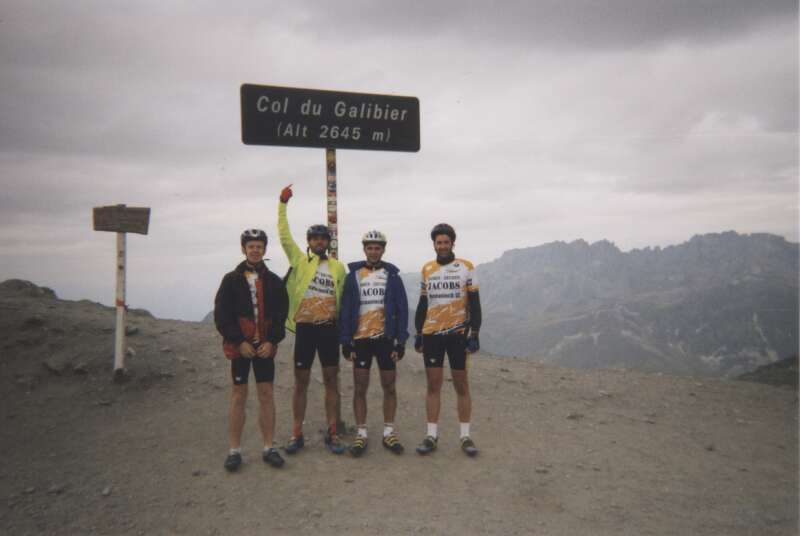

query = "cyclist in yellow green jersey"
278;185;348;455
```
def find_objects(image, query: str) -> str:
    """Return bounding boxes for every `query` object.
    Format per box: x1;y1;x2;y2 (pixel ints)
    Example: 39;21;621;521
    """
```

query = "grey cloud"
0;0;796;320
292;0;797;49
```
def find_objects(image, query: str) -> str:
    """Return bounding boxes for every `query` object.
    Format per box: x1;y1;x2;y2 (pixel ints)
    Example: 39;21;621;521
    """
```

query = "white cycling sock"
357;426;368;439
383;423;395;437
263;444;273;452
229;447;242;455
460;422;470;439
427;422;438;439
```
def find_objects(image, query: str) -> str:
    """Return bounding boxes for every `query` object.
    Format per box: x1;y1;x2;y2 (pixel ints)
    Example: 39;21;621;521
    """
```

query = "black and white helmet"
361;230;387;245
430;223;456;242
306;224;331;241
241;228;267;246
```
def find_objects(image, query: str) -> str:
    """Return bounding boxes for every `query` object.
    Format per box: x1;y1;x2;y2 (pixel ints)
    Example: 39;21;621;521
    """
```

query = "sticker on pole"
241;84;420;152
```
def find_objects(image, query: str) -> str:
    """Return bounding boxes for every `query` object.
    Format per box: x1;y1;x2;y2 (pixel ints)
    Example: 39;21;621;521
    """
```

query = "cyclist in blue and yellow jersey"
340;230;409;457
414;223;482;457
278;185;348;455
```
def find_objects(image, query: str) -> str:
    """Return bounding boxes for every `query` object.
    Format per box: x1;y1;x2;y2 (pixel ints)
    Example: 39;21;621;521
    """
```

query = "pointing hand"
280;184;293;203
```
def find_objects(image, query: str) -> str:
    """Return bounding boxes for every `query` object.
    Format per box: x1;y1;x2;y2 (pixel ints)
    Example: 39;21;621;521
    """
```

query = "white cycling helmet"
361;230;387;245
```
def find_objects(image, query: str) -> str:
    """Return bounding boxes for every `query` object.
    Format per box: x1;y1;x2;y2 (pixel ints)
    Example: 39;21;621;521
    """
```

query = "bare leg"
292;369;311;436
353;368;370;427
425;367;444;424
322;366;340;431
228;384;248;449
256;382;275;447
451;369;471;423
379;369;397;424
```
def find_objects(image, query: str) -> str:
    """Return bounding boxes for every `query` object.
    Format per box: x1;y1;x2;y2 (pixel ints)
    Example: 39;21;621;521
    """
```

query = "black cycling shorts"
294;322;340;370
423;333;468;370
353;337;396;371
231;356;275;385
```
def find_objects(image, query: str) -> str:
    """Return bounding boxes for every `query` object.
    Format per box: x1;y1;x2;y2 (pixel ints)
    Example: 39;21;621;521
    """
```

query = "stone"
22;315;46;329
113;369;131;384
42;355;71;375
15;377;34;390
125;326;139;336
101;486;112;497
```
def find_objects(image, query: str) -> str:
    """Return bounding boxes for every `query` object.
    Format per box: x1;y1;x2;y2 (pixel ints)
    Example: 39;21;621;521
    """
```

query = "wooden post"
114;230;127;377
326;148;338;258
93;203;149;381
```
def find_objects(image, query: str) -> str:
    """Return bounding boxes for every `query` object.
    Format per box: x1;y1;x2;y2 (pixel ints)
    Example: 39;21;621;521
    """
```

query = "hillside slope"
738;354;799;388
0;280;797;535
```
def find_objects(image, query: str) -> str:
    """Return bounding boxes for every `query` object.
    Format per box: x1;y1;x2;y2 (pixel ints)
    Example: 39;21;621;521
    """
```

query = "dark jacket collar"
235;260;269;275
347;260;399;275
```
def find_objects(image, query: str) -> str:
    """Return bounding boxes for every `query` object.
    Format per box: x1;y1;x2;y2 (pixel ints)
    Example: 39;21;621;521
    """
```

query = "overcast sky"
1;0;797;320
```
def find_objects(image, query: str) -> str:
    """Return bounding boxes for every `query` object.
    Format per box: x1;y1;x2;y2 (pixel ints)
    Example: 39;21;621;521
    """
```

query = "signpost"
241;84;420;257
93;205;151;380
241;83;420;426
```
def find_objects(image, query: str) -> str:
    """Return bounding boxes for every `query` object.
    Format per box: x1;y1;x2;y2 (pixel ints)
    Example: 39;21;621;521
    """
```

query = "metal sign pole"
326;148;338;258
114;231;127;376
326;148;345;430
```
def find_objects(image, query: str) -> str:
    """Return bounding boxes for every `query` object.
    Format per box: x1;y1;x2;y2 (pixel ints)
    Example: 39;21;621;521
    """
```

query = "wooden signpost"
240;84;420;257
93;204;150;379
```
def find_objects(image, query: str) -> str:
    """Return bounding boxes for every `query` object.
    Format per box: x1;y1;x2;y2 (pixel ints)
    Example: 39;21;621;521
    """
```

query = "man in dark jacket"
214;229;289;472
340;230;409;457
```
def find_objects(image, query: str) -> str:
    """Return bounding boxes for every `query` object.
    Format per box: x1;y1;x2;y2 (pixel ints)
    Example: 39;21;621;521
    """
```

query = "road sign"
93;205;151;235
92;204;151;379
241;84;420;152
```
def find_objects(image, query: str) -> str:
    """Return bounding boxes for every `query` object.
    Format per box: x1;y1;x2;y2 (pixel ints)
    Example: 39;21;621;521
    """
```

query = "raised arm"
277;184;303;266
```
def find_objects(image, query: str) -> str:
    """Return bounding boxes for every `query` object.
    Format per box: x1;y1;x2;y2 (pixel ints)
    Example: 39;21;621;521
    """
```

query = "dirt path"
1;287;797;535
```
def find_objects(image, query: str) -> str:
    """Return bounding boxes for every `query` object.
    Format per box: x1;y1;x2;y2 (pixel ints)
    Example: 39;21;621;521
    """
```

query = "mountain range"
402;231;798;377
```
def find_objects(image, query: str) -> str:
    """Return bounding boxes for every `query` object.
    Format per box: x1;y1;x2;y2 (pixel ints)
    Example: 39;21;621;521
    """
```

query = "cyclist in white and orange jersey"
414;223;482;457
340;230;409;457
